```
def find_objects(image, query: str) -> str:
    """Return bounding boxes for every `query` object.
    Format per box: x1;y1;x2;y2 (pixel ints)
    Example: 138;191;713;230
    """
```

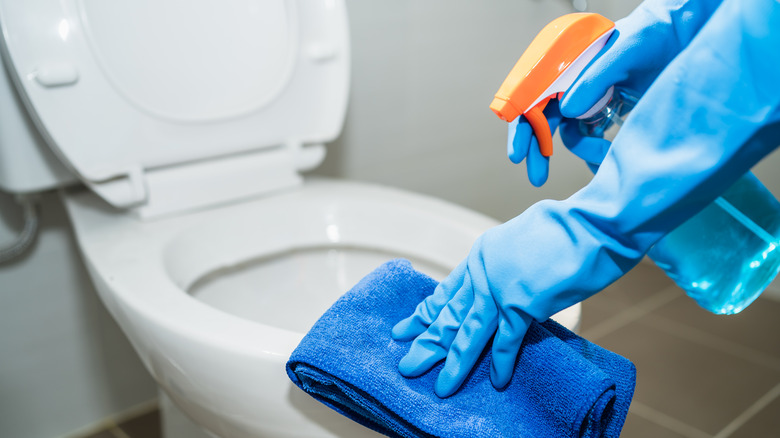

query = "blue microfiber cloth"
286;259;636;438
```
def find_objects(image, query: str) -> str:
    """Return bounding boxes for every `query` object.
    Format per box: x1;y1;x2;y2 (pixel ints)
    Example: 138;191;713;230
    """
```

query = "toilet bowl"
62;178;580;438
65;178;492;438
0;1;581;437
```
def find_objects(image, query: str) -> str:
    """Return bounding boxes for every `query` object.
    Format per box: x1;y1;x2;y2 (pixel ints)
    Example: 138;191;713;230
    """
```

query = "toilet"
0;1;581;437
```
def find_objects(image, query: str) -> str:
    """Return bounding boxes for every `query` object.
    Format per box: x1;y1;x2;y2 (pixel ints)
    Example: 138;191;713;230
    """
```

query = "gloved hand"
395;0;780;398
509;0;724;185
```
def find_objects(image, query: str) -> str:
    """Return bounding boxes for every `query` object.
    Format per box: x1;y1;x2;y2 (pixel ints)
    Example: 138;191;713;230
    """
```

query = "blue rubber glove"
507;105;557;187
509;0;724;183
394;0;780;398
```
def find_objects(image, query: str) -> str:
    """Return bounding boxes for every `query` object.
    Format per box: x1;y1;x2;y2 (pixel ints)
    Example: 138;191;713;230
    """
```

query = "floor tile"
597;318;780;436
117;410;161;438
653;294;780;364
581;262;676;330
81;430;115;438
728;388;780;438
619;412;689;438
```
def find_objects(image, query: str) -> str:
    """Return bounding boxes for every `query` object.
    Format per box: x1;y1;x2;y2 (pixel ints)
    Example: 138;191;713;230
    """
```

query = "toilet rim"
109;239;461;363
64;179;500;361
108;259;304;363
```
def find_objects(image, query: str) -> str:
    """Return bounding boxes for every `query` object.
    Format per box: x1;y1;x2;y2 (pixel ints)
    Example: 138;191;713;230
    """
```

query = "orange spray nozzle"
490;13;615;156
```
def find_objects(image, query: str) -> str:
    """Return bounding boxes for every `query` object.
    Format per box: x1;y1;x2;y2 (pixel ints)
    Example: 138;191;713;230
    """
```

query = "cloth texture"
286;259;636;438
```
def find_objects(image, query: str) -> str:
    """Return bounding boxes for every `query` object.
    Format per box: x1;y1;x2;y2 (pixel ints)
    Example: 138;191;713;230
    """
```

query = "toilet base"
160;391;218;438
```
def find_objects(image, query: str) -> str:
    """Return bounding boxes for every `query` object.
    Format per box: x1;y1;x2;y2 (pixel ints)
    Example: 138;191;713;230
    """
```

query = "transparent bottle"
579;88;780;314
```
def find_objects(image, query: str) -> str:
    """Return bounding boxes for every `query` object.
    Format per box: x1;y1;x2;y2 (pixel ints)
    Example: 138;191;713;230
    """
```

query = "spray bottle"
489;13;780;314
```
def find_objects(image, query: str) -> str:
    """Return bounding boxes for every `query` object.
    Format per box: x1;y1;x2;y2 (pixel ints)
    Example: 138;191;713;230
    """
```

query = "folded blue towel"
286;259;636;438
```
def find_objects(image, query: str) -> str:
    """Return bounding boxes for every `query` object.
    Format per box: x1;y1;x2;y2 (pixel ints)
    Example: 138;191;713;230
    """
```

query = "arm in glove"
394;0;780;398
510;0;724;186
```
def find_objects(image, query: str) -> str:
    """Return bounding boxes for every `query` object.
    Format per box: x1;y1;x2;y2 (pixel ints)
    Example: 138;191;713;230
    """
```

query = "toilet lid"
0;0;349;208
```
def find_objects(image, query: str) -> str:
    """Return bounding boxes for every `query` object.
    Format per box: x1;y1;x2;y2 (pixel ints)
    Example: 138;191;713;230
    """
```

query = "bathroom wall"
0;190;158;438
317;0;598;221
320;0;780;221
1;1;779;437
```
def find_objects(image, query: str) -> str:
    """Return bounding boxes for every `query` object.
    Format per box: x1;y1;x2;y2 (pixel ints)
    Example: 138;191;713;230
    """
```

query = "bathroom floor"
81;409;160;438
581;262;780;437
81;262;780;438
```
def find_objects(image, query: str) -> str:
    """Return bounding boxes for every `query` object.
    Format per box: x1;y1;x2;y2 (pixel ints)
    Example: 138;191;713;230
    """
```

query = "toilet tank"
0;0;349;215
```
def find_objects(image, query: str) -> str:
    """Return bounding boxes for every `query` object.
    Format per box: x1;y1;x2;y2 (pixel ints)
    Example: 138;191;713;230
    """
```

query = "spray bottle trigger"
524;97;553;157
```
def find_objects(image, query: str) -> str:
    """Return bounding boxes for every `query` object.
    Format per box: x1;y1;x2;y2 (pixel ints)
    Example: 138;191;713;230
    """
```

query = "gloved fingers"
507;117;532;164
508;100;563;166
489;310;534;390
434;288;499;398
397;272;475;378
392;260;467;341
526;136;550;187
525;100;563;186
559;119;611;167
433;248;498;397
559;31;623;119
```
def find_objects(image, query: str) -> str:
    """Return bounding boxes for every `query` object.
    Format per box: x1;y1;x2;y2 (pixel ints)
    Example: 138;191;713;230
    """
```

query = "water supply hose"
0;195;39;263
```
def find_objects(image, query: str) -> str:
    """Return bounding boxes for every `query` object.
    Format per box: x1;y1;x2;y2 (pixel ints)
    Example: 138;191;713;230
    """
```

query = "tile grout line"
66;399;158;438
629;401;712;438
110;424;132;438
107;400;159;438
712;382;780;438
644;315;780;373
581;285;681;341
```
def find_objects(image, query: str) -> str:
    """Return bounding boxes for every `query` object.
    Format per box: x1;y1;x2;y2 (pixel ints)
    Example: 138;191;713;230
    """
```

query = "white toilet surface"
62;178;581;438
63;177;495;333
190;246;450;333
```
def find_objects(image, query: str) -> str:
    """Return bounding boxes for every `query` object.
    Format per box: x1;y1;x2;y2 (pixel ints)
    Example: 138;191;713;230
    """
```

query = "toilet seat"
70;179;492;345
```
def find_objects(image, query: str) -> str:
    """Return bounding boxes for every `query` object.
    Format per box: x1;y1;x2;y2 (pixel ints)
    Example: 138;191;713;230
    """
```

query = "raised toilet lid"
0;0;349;214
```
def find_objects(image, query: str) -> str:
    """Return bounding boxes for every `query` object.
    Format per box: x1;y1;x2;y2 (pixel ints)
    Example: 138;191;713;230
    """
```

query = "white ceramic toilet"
0;1;581;437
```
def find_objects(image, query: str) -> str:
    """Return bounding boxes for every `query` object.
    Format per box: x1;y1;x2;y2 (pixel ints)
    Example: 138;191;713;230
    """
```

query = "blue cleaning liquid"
647;173;780;314
580;89;780;314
